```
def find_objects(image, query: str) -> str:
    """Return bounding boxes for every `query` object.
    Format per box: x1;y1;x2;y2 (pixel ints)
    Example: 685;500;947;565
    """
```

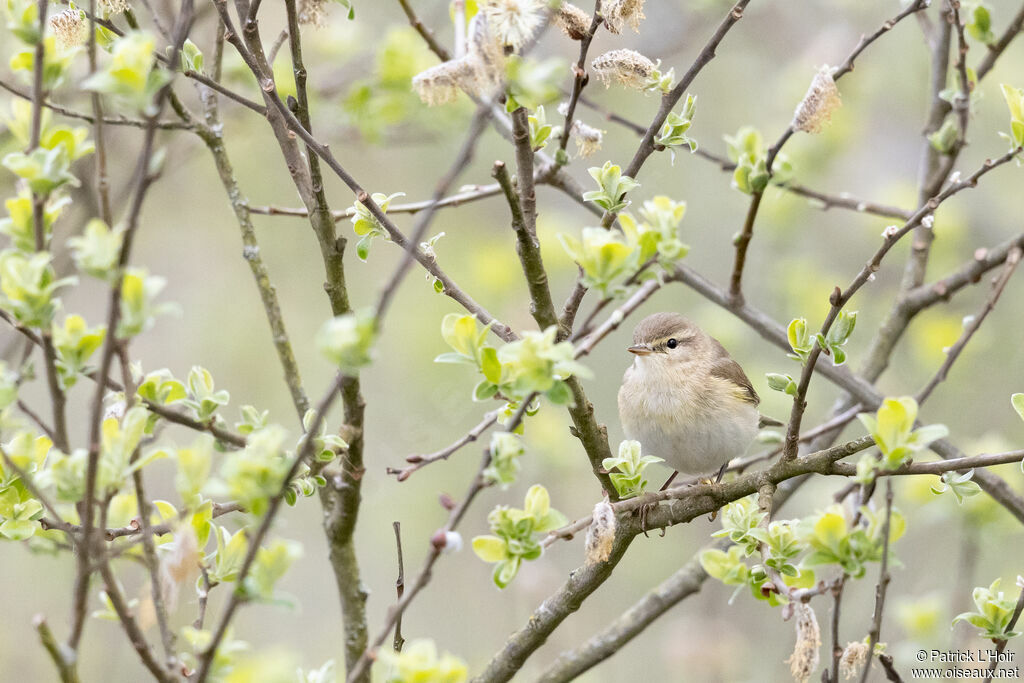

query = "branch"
828;576;849;683
387;410;499;481
858;478;894;683
195;73;309;419
915;246;1021;404
247;183;504;220
396;0;451;62
827;449;1024;478
391;521;405;653
535;540;722;682
832;0;931;80
34;616;81;683
622;0;752;182
493;157;559;331
195;372;347;682
558;1;603;153
375;106;492;324
472;532;635;683
903;232;1024;313
537;470;812;682
346;398;537;683
974;0;1024;82
478;436;874;680
728;0;929;302
96;556;175;682
0;79;192;129
780;148;1022;462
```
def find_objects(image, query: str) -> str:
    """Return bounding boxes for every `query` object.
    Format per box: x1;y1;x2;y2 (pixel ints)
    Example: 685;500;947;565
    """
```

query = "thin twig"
974;0;1024;81
728;0;929;303
34;616;81;683
915;247;1022;404
493;156;559;331
346;398;537;682
859;478;894;683
780;148;1022;462
375;106;492;325
558;1;603;153
396;0;451;61
388;410;500;481
195;372;347;682
247;183;504;221
392;522;406;653
829;576;848;683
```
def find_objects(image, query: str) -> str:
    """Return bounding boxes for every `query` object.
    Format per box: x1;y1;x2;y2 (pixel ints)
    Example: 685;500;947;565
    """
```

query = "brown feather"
708;338;760;406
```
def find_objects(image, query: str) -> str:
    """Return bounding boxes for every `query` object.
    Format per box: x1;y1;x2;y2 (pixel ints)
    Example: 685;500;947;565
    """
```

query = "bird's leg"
707;462;729;521
635;470;680;536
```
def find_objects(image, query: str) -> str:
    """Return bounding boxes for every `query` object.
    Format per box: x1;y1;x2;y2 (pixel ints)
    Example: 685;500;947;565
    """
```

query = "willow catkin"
792;66;842;134
786;602;821;683
603;0;646;34
555;3;592;40
591;49;656;90
571;120;604;158
480;0;545;49
584;500;617;564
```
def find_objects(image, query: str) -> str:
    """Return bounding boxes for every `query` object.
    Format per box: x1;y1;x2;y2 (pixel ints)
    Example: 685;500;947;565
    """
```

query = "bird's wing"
708;338;760;406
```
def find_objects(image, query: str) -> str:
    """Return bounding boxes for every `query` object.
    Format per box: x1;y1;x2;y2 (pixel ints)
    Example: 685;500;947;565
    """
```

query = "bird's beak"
628;345;653;356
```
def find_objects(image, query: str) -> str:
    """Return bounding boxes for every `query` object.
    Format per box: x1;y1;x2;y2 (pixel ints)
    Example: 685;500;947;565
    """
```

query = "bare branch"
388;410;499;481
247;183;504;221
916;246;1021;404
33;616;81;683
392;521;406;653
346;398;537;683
196;372;347;682
558;2;603;153
858;478;894;683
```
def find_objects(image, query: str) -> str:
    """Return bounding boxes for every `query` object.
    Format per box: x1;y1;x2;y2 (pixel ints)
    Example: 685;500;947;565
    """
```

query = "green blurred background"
2;0;1024;679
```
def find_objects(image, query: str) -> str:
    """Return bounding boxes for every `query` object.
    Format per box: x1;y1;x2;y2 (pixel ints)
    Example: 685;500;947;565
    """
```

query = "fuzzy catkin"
603;0;646;34
591;49;656;90
465;13;506;95
792;66;841;134
839;641;869;680
786;603;821;683
555;2;592;40
412;59;475;106
584;500;616;564
480;0;545;49
571;120;604;158
49;9;87;49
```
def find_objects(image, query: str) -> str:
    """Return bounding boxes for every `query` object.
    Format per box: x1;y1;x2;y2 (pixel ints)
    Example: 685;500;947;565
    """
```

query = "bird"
617;312;773;483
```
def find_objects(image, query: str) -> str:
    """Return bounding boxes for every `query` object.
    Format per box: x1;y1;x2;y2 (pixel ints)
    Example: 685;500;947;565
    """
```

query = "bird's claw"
634;501;666;537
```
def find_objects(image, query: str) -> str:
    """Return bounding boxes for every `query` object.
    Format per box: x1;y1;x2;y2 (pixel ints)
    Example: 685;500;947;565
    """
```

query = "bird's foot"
633;501;668;537
704;463;729;522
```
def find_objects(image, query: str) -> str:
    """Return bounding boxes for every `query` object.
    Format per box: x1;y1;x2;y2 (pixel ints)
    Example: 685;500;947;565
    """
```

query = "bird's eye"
666;338;678;349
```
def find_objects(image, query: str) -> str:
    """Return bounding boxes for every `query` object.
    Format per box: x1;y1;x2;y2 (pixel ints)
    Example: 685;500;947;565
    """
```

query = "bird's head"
627;312;707;368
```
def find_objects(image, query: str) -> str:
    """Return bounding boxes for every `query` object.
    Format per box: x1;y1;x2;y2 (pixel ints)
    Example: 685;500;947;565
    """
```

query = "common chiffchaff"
617;312;768;477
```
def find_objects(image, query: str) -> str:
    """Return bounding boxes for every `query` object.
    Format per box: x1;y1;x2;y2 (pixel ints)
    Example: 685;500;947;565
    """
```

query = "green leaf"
1012;393;1024;421
473;379;498;401
480;346;502;384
